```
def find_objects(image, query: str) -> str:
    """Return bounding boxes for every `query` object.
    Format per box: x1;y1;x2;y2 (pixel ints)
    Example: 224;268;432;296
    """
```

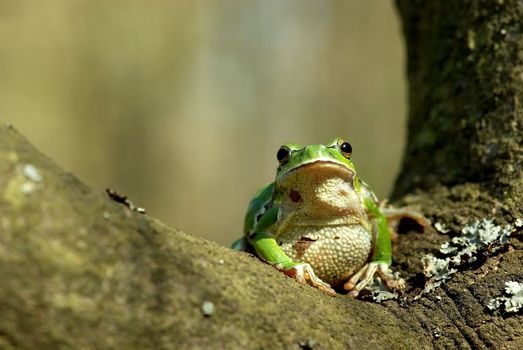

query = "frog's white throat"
277;161;359;215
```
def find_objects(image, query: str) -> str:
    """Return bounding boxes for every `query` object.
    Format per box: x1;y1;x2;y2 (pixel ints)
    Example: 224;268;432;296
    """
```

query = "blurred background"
0;0;406;245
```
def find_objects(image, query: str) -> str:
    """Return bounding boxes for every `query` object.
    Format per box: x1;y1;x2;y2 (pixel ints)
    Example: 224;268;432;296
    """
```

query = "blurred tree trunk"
1;1;523;350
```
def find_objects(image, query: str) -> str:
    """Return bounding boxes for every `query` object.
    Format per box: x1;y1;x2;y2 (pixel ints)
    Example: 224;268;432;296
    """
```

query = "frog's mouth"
277;160;355;187
277;160;357;210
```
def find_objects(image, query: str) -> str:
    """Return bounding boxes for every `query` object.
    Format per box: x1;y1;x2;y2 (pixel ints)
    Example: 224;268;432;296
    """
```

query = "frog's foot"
281;263;336;296
343;262;405;297
380;205;431;238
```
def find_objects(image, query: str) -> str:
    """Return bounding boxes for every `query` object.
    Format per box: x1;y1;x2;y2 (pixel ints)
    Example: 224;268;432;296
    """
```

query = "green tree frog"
233;138;421;297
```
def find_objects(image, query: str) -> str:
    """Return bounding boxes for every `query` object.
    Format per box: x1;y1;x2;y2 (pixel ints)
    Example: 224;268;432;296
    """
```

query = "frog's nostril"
290;189;302;203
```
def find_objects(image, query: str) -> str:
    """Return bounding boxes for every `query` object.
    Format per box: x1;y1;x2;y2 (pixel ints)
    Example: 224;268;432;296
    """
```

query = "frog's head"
275;138;361;203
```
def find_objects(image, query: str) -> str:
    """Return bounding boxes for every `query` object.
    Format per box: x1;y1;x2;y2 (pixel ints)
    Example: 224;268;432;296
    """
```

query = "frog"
232;138;428;297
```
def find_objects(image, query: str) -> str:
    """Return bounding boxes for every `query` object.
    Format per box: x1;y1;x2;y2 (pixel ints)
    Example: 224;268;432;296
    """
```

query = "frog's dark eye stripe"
337;139;352;159
276;146;291;164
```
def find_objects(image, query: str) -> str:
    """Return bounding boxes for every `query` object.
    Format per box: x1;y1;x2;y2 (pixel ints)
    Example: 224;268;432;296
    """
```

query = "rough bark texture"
390;1;523;348
393;0;523;219
1;1;523;349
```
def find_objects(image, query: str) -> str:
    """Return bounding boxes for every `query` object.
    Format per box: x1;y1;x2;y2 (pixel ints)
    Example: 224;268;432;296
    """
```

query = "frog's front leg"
250;231;336;296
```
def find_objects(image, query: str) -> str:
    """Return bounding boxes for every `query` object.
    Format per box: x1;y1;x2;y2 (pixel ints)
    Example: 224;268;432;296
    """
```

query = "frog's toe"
344;262;405;297
343;262;378;297
376;263;405;292
284;263;336;296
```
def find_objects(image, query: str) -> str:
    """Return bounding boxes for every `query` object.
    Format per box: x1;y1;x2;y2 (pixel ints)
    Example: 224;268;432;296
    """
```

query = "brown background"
0;0;406;244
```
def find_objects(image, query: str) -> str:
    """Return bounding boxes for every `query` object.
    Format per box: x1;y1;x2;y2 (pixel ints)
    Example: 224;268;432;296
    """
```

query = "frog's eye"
276;146;291;164
337;139;352;159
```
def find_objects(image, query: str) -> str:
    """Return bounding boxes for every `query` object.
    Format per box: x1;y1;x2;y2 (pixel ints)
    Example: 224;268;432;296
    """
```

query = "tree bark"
0;125;433;349
1;1;523;349
393;0;523;213
391;1;523;348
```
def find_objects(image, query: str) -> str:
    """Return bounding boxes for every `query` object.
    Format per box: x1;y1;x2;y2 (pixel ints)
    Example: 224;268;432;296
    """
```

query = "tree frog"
233;138;422;297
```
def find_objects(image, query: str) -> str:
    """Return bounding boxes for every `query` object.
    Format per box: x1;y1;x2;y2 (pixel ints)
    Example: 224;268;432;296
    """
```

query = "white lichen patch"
201;300;215;316
23;164;42;182
421;255;457;288
20;182;36;195
370;290;399;303
421;218;518;294
366;276;400;302
3;163;45;203
487;281;523;313
434;222;450;234
18;164;44;196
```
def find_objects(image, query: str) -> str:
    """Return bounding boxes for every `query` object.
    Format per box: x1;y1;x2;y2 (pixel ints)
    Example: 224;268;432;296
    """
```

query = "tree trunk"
1;1;523;349
392;0;523;348
393;0;523;214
